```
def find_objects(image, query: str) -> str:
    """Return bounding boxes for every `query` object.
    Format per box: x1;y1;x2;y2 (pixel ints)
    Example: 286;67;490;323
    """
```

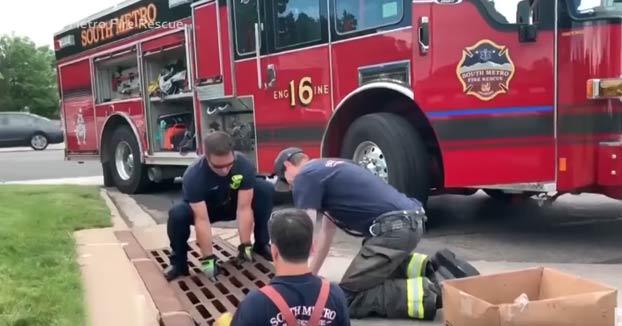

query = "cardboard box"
442;267;617;326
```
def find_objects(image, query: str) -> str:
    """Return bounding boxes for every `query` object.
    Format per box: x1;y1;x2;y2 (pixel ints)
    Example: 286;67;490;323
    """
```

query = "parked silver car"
0;112;65;150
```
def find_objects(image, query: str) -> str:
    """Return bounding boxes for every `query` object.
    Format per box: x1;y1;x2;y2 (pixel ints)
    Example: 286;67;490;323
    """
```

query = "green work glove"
237;243;254;263
200;255;219;281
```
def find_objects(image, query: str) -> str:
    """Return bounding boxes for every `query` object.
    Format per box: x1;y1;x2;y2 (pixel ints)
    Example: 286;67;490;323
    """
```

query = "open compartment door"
192;0;232;99
140;29;198;155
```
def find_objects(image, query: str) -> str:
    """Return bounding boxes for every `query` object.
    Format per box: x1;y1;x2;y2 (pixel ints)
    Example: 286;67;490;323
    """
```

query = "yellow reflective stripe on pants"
406;277;425;319
407;253;428;278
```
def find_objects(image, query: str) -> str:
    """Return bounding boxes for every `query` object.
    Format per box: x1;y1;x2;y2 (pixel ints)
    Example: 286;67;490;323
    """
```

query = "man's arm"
309;211;337;275
236;189;253;245
235;158;257;245
189;201;213;257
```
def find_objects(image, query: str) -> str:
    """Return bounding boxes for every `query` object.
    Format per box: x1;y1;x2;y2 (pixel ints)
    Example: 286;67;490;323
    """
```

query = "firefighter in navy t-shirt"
163;131;274;281
272;147;441;320
229;208;350;326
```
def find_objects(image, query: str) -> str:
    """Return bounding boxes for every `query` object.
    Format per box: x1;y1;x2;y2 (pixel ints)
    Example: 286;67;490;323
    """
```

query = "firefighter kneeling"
273;147;478;320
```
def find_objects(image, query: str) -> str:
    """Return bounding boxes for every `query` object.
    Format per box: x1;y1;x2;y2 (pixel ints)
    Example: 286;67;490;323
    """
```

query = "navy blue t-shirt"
182;152;256;206
231;273;350;326
292;158;422;236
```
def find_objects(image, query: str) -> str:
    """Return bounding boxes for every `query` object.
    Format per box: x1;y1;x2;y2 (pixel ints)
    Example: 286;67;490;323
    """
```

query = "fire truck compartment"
199;99;257;166
94;49;141;104
144;45;191;101
149;101;195;153
143;44;195;153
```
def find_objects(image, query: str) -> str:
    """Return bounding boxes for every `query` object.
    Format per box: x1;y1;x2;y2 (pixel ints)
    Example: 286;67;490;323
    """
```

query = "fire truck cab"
54;0;622;206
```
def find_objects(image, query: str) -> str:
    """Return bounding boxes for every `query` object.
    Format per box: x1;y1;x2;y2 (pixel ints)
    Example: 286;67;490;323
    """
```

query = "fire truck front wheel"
341;112;430;205
108;126;151;194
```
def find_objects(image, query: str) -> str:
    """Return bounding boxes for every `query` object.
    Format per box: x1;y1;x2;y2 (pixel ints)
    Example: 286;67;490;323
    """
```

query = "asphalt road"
0;145;101;182
130;183;622;265
3;145;622;265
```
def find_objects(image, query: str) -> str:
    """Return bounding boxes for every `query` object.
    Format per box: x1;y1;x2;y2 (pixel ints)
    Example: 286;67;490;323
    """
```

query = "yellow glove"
214;312;233;326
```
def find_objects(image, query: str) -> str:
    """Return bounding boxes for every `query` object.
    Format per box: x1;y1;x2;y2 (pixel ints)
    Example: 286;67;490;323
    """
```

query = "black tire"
340;112;430;205
29;133;48;151
102;162;114;187
108;125;151;194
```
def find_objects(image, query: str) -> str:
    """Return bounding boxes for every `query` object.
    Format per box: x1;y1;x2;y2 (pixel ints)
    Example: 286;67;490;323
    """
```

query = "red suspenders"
260;279;331;326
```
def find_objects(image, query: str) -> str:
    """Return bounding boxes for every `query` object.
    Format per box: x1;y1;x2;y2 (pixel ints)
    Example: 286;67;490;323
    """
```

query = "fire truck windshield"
568;0;622;18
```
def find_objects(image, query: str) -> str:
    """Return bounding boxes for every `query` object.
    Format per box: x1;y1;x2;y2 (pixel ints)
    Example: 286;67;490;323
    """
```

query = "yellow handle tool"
214;312;233;326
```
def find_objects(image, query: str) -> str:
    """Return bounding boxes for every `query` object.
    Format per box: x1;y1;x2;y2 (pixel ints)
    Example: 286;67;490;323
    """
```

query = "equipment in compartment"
205;103;255;153
156;112;196;152
148;58;188;98
228;115;255;152
112;66;140;97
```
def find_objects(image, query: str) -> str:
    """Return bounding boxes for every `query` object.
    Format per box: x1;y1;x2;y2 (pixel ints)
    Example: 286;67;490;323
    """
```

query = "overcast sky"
0;0;120;48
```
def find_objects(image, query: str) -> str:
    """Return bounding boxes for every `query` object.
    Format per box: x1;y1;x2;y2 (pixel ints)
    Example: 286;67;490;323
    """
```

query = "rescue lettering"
268;306;338;326
81;3;157;47
273;76;329;107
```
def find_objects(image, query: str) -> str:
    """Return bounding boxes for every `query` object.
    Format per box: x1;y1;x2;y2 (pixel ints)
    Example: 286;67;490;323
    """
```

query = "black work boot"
165;250;190;281
252;243;273;261
431;248;479;279
164;264;189;281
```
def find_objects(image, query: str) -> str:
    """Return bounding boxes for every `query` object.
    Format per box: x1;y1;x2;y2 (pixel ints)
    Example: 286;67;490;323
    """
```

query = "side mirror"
517;0;537;42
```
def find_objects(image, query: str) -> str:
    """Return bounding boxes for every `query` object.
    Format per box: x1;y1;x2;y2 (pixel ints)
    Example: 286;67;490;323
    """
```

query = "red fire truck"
53;0;622;205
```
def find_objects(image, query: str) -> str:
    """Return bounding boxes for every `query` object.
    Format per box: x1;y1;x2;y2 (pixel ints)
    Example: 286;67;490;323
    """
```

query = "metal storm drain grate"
149;237;275;326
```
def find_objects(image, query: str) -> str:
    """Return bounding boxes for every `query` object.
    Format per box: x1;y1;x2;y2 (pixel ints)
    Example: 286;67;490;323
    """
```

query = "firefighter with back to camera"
226;208;351;326
164;131;274;281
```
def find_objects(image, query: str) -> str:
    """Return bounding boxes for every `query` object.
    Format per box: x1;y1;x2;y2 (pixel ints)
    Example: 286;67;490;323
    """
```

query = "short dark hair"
268;208;313;263
289;152;308;166
203;131;233;156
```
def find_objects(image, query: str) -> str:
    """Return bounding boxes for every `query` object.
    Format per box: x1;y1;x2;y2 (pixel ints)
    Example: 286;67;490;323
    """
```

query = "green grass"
0;185;111;326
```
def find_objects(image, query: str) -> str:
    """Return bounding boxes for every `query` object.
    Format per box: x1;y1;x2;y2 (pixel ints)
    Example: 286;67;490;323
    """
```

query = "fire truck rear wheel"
341;112;430;205
109;125;151;194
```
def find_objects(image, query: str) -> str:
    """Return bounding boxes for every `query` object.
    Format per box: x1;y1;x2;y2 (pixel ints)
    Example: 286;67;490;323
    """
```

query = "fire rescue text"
460;69;511;83
81;4;158;47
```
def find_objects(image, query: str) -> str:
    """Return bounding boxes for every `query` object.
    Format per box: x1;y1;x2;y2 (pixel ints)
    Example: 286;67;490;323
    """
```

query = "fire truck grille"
149;238;275;325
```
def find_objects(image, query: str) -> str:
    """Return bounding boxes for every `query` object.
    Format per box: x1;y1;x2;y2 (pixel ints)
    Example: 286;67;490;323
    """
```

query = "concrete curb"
1;176;103;185
115;230;194;326
101;188;194;326
105;188;157;228
74;189;161;326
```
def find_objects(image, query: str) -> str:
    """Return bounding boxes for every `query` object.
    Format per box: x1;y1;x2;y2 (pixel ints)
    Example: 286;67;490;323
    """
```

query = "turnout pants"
166;177;274;268
339;210;440;320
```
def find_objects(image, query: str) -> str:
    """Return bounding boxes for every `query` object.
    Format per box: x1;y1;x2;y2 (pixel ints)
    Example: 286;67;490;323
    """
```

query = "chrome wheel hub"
115;141;134;181
31;135;47;150
353;141;389;183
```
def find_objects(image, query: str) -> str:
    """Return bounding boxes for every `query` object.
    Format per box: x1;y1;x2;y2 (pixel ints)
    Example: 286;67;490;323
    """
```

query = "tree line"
0;34;59;119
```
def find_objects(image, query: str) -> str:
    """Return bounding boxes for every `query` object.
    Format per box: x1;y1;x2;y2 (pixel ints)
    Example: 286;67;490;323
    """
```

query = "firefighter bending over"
272;147;441;320
229;208;351;326
164;131;274;281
